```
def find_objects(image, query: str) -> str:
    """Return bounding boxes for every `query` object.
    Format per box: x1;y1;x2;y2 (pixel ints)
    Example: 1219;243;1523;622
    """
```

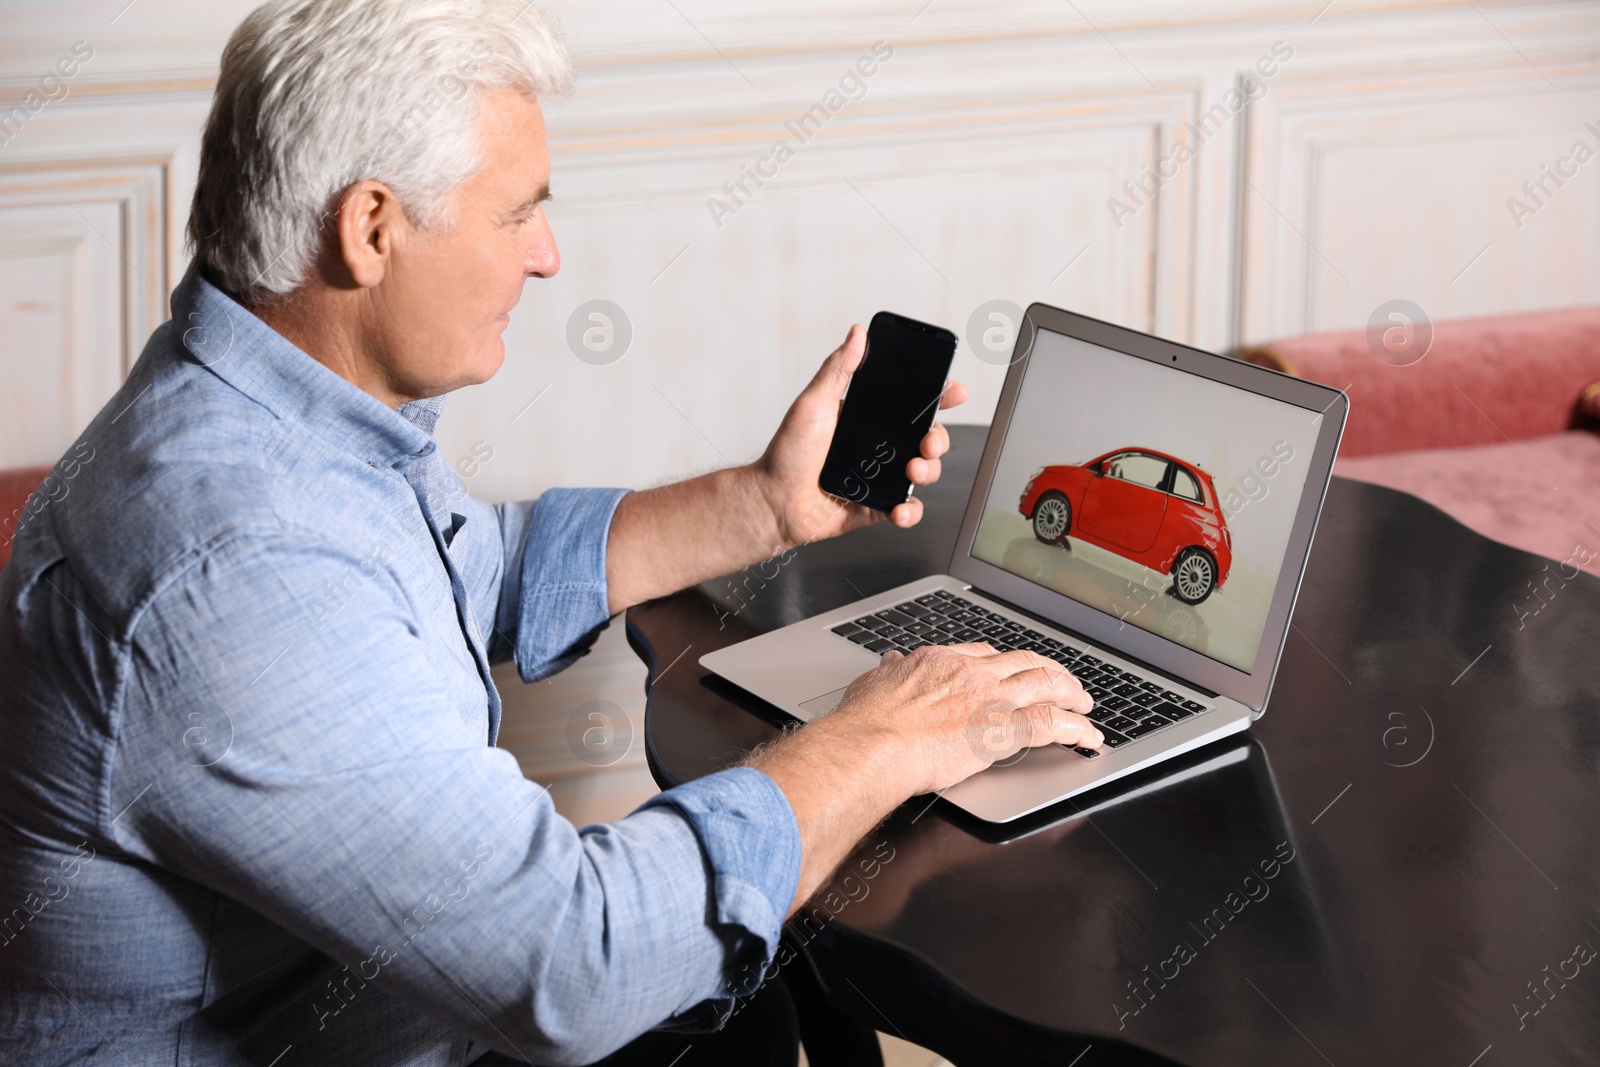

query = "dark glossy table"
625;425;1600;1066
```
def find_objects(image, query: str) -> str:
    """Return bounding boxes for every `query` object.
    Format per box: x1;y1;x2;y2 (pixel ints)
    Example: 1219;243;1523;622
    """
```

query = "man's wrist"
819;711;912;804
752;710;910;816
729;461;795;556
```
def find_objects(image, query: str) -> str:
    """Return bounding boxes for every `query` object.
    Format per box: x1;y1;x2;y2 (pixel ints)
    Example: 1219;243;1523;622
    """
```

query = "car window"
1171;467;1202;502
1104;453;1168;490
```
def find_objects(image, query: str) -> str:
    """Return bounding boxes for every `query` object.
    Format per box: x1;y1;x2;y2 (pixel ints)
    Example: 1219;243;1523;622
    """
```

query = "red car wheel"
1170;546;1218;605
1031;491;1072;545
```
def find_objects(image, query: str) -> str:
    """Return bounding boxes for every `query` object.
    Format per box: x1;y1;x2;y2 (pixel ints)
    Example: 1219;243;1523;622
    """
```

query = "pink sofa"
1242;307;1600;575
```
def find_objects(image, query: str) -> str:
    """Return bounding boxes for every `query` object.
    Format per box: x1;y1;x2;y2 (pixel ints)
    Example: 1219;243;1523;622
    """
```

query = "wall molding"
0;153;173;366
1;1;1587;101
1241;49;1600;340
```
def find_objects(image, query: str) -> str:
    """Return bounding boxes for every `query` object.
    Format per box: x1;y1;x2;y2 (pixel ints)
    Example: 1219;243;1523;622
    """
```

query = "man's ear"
333;180;404;290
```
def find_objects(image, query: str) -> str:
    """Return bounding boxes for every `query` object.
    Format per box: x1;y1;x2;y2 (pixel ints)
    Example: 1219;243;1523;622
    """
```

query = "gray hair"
188;0;574;304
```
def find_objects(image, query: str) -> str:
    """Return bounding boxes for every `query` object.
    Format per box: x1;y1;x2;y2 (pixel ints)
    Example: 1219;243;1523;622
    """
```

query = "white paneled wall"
1241;50;1600;339
3;1;1598;788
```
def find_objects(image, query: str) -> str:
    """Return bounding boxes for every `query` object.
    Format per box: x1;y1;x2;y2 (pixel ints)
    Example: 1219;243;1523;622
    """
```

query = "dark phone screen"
819;312;957;512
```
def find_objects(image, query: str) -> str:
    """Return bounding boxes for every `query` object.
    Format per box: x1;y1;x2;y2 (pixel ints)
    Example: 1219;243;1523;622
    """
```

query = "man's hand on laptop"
840;641;1103;790
603;323;965;613
748;641;1099;916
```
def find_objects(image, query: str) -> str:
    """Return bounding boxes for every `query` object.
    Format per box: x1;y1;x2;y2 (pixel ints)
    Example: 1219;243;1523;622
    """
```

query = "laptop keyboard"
829;591;1210;759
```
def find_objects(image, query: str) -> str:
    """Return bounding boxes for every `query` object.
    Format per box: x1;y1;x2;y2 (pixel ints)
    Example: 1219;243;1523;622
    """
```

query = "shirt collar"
170;262;442;469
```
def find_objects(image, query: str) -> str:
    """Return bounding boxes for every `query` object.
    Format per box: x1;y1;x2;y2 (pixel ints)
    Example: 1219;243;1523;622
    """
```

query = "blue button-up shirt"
0;264;801;1065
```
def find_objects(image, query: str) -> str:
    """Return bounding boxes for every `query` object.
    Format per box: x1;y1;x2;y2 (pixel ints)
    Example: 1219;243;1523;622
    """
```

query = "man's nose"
524;217;560;279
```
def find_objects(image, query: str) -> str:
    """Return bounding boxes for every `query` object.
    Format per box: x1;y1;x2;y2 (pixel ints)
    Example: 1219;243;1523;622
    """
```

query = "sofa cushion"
1245;305;1600;457
1335;430;1600;575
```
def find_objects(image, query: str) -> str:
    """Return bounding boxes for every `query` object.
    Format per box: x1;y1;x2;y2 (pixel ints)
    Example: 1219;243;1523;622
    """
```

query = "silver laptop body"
702;302;1348;823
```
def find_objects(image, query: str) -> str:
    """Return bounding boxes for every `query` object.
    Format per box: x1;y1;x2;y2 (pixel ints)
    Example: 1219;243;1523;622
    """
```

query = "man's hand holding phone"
751;321;966;548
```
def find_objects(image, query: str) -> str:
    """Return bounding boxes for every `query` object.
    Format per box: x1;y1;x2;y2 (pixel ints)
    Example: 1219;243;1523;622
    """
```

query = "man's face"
369;87;559;399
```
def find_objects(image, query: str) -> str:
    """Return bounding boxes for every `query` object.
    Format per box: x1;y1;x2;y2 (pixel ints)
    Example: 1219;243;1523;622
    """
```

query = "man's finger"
1015;704;1103;749
837;322;866;376
888;496;924;528
907;455;941;486
938;380;969;410
997;651;1091;712
919;421;950;461
805;323;866;404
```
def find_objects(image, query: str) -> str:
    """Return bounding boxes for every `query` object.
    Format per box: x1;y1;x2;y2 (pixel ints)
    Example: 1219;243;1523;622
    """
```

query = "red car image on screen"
1018;447;1233;604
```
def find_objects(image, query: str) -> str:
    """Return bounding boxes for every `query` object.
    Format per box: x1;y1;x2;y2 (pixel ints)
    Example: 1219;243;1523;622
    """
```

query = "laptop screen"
967;327;1325;674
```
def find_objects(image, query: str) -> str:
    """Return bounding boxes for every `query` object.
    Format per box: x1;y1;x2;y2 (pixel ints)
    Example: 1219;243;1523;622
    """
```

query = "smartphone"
819;311;958;513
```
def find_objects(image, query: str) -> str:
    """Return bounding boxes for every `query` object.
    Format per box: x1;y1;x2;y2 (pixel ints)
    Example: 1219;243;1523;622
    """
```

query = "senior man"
0;1;1102;1064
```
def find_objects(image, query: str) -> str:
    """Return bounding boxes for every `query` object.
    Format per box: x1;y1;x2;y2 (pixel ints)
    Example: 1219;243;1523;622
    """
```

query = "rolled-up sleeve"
107;533;802;1065
493;486;630;682
637;767;803;1026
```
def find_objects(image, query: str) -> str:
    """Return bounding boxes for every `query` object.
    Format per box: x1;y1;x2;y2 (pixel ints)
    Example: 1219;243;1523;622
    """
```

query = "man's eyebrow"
509;183;552;217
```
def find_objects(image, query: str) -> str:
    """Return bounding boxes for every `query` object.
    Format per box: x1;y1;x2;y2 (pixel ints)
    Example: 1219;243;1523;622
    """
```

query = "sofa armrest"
1242;306;1600;457
0;465;52;571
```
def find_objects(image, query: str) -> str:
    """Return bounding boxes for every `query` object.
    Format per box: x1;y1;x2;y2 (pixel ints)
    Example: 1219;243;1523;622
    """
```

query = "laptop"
702;302;1347;823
